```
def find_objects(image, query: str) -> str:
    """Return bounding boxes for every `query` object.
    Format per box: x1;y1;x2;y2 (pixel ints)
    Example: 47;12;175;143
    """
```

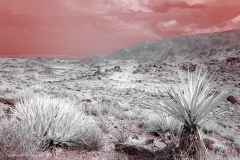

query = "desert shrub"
142;111;182;145
202;120;240;143
74;127;103;151
210;142;227;153
12;94;91;151
144;111;181;134
85;99;126;118
114;129;129;143
0;118;39;160
201;120;240;147
85;101;102;116
201;120;222;134
98;121;111;133
219;128;240;142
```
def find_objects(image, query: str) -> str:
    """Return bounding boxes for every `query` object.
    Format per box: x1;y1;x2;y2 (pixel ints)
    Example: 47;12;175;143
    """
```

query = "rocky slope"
105;29;240;63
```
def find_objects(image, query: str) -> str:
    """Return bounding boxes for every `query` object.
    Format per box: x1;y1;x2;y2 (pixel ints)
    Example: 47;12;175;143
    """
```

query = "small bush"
142;111;181;138
202;120;240;143
12;94;91;151
0;118;39;160
210;142;227;153
114;129;129;143
85;99;126;118
85;102;102;116
98;121;111;133
74;127;103;151
219;128;239;142
201;120;222;134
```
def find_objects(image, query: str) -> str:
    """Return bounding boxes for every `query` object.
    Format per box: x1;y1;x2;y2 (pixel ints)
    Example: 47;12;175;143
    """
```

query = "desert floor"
0;51;240;159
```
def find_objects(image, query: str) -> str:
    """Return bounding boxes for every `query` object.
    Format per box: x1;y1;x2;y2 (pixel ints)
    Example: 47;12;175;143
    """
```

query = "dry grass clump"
201;120;240;150
201;120;222;134
0;117;40;160
114;129;130;143
73;127;103;151
142;111;181;134
84;98;125;118
12;94;92;152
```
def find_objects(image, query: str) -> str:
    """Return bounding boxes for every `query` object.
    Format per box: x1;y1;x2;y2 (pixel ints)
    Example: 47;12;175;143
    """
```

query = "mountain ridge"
104;29;240;63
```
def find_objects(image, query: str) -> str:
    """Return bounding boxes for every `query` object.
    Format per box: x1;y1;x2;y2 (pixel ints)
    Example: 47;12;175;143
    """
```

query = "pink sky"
0;0;240;59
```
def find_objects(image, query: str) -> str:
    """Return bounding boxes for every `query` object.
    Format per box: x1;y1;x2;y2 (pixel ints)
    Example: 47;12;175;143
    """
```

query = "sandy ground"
0;51;240;159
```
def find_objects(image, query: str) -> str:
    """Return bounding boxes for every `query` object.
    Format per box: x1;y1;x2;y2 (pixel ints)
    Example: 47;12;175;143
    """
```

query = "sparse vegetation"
84;98;126;118
0;117;40;160
114;129;129;143
75;127;103;151
143;111;181;134
0;47;239;159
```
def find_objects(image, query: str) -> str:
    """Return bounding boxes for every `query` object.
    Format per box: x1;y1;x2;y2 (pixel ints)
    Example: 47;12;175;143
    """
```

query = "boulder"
226;56;240;63
153;139;167;149
115;143;155;159
227;95;239;104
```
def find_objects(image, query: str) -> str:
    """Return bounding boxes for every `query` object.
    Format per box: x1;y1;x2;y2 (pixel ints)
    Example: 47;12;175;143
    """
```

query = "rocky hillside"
80;56;105;65
106;29;240;63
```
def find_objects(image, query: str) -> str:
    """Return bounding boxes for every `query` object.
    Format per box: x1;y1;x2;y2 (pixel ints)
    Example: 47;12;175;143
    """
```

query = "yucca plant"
153;66;232;158
12;94;89;154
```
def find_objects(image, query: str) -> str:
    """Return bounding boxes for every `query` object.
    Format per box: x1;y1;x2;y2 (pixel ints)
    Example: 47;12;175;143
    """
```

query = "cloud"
157;20;177;28
185;0;218;5
183;25;222;35
146;1;206;13
183;13;240;36
229;15;240;24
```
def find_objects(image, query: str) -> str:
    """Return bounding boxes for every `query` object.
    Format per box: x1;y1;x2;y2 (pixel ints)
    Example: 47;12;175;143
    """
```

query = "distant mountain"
106;29;240;63
80;56;105;65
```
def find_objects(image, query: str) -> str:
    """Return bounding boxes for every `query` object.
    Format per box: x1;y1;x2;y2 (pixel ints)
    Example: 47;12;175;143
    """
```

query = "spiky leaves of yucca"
155;67;232;158
12;94;88;151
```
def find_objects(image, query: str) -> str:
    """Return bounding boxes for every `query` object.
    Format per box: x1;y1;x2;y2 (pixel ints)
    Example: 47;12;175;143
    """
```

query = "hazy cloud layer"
0;0;240;58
